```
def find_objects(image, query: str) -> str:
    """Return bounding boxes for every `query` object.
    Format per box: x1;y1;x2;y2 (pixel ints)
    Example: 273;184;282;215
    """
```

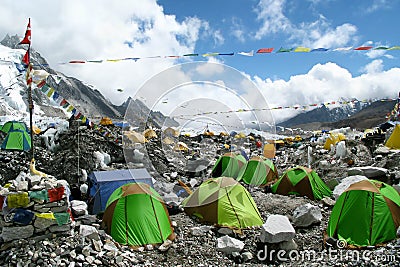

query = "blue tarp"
114;122;130;128
88;169;153;214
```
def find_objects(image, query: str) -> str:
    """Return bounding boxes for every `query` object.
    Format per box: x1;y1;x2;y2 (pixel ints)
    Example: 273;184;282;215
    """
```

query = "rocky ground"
0;123;399;266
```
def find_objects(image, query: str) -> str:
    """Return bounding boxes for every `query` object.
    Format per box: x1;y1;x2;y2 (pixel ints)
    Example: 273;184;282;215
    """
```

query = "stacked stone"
0;172;72;243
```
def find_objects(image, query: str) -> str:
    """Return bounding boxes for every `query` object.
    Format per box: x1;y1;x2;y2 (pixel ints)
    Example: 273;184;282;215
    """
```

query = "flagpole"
21;18;34;160
28;63;34;160
28;18;34;160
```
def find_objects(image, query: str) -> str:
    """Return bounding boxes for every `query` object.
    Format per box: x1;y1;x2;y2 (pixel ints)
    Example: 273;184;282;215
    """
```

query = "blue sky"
159;0;400;80
1;0;400;124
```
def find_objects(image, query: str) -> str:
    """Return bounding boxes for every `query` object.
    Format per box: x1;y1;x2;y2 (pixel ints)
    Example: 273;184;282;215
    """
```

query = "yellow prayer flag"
294;46;311;52
35;213;56;219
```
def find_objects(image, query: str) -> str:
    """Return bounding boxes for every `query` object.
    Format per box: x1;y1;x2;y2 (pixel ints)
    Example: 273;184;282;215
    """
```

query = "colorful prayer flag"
19;18;31;45
294;47;311;52
354;46;373;50
257;48;274;53
238;50;254;56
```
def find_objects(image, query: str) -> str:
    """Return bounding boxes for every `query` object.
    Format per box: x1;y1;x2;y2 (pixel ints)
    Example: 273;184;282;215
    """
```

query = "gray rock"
1;225;34;242
79;225;100;240
217;227;233;236
279;239;298;251
49;224;70;233
260;215;295;243
348;166;388;179
216;235;245;255
292;203;322;227
70;200;88;216
397;226;400;237
190;226;212;236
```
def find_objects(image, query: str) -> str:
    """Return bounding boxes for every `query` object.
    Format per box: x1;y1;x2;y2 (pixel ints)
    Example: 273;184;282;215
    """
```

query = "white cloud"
253;62;400;122
254;0;358;48
0;0;213;105
230;17;246;42
362;59;384;74
365;0;390;13
254;0;292;39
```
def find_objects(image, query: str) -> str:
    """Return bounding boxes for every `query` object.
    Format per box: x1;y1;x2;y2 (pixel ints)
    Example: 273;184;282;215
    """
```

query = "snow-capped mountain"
0;34;179;129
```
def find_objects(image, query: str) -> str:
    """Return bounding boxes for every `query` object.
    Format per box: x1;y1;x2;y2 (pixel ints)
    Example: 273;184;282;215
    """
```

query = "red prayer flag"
22;50;30;65
256;48;274;53
59;99;67;106
47;187;65;202
36;79;46;88
354;46;373;51
19;18;31;45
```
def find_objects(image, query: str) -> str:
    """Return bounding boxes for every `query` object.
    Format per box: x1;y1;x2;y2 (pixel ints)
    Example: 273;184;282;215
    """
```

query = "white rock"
335;141;347;158
242;251;253;262
71;200;88;216
320;197;336;206
292;203;322;227
216;235;245;255
158;239;173;252
259;215;295;243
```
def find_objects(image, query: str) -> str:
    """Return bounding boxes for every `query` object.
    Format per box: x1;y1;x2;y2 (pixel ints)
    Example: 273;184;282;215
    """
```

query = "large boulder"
259;215;295;243
1;225;34;242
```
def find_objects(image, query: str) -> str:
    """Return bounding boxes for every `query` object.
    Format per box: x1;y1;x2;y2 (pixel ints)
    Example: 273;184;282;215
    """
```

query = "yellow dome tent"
143;129;158;139
100;117;113;126
385;124;400;149
163;127;179;137
323;133;346;150
174;141;189;152
163;137;175;145
124;131;148;144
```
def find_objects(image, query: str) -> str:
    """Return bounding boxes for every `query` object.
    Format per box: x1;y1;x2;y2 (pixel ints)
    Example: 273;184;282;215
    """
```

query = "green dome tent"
102;183;175;247
211;152;247;179
237;156;279;186
1;121;29;134
271;166;332;200
326;179;400;247
1;129;31;151
182;177;263;230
